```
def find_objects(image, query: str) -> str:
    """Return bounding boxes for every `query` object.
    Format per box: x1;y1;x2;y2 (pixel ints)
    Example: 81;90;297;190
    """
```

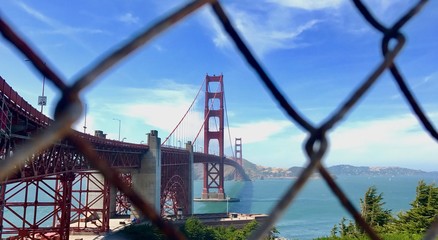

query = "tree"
181;217;215;240
339;217;358;238
360;186;392;230
331;186;392;237
395;180;438;233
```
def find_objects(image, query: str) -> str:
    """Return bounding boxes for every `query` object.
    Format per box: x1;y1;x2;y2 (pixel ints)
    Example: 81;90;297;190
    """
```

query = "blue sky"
1;0;437;170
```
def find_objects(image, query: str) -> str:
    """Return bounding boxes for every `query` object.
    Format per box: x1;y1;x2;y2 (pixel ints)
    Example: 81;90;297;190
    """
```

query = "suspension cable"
224;90;235;158
192;83;220;146
161;78;205;146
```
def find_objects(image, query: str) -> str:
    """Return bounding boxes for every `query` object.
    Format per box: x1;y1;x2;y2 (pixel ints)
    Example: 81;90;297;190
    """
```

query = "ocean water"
193;175;438;240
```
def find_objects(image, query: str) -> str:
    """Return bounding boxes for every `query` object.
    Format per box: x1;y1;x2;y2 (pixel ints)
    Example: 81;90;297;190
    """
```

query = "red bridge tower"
234;138;243;179
202;74;225;199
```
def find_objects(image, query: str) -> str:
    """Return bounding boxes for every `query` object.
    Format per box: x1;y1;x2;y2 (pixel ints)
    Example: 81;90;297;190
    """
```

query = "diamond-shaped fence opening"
0;0;437;239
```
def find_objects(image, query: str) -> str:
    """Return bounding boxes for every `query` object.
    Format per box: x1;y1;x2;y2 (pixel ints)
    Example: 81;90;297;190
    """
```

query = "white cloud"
237;113;438;170
118;13;140;25
230;120;293;144
233;128;307;168
267;0;345;10
200;4;321;57
326;113;438;169
114;90;294;149
107;81;204;137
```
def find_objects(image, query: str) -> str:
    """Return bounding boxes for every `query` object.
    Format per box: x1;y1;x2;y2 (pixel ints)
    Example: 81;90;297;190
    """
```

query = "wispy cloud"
118;13;140;25
391;72;438;100
200;4;321;57
153;44;166;52
17;2;107;36
15;1;108;52
267;0;345;10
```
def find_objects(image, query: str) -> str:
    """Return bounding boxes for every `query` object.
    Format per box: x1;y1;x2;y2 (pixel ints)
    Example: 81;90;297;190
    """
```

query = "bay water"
193;175;438;239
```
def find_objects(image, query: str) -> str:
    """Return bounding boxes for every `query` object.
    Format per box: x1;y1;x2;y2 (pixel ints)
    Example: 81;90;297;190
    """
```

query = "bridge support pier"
131;130;161;219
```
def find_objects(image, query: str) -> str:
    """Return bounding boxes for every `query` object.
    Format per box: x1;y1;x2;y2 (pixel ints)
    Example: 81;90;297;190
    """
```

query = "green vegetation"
112;217;279;240
318;180;438;239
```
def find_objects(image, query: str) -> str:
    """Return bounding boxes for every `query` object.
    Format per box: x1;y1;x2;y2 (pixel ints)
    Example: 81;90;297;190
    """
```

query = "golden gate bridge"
0;74;249;239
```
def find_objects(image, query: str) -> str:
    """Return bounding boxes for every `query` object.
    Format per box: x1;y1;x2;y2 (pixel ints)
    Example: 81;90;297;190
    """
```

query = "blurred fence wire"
0;0;437;239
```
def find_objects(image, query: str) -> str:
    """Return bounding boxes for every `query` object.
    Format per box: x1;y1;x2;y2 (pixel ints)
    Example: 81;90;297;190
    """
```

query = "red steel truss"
202;74;225;199
115;172;132;216
0;174;73;239
69;171;110;234
161;147;190;217
0;78;145;238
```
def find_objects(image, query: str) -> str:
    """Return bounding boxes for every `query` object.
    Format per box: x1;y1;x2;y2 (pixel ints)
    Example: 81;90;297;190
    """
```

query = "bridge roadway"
0;76;248;239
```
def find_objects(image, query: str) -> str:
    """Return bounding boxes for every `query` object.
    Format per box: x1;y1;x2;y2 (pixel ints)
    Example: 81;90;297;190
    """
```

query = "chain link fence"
0;0;437;239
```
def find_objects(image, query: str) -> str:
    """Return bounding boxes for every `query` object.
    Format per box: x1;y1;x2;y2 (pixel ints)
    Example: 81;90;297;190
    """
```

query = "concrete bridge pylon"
131;130;161;219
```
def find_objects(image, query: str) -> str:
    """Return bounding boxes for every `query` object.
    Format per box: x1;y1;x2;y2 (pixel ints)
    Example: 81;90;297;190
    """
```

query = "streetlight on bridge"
113;118;121;141
38;75;47;114
24;59;47;114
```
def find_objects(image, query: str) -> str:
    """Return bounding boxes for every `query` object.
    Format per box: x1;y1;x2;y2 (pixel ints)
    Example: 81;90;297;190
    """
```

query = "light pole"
113;118;121;141
83;103;87;133
39;74;46;113
122;137;127;142
24;59;47;114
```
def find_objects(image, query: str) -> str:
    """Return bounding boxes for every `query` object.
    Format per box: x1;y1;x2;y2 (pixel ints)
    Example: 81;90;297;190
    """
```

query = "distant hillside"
193;161;438;181
327;164;434;176
193;159;290;180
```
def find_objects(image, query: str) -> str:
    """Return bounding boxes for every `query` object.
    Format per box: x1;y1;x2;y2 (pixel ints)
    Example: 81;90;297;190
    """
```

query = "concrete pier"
130;130;161;218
